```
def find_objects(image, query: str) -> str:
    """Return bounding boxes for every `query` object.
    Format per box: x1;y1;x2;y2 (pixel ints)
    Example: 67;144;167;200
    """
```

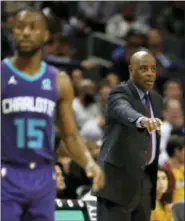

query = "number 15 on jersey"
14;118;46;149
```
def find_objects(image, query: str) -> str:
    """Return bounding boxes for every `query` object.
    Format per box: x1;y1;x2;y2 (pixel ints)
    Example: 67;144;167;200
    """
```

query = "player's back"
1;58;59;165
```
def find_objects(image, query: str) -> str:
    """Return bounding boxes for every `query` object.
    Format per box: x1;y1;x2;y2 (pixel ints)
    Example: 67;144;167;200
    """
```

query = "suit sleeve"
107;86;144;127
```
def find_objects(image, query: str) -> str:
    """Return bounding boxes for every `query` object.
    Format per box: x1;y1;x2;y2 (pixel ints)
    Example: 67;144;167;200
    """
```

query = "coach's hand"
85;161;105;192
140;117;162;135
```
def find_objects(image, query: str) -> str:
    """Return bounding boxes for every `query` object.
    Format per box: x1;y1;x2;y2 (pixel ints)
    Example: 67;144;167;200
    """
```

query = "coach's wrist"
140;117;150;128
136;116;147;128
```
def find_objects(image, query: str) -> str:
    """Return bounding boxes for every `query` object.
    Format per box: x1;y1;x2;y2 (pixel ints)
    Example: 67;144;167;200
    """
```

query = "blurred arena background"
1;1;185;221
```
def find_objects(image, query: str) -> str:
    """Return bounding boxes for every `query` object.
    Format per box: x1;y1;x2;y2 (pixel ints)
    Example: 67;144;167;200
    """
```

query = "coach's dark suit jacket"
95;80;163;211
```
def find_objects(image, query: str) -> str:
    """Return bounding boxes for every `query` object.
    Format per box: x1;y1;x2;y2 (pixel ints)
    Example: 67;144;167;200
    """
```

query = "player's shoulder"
55;70;73;99
1;59;5;65
56;70;71;85
45;62;70;83
1;58;13;77
1;58;9;67
44;62;58;75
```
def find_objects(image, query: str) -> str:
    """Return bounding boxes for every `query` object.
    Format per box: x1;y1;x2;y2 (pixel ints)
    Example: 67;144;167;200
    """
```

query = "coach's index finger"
155;118;162;135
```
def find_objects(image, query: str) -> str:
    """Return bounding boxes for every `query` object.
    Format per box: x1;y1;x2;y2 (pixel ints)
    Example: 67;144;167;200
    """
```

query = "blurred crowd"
1;1;185;221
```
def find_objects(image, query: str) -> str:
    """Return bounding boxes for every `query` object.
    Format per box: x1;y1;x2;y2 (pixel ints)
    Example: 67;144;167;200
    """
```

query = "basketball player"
1;8;104;221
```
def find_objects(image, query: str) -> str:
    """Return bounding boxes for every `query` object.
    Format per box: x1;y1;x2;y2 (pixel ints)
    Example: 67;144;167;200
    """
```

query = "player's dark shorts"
1;162;56;221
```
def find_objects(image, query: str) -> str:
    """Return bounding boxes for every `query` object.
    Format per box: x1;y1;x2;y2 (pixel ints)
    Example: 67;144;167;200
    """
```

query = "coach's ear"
129;65;133;78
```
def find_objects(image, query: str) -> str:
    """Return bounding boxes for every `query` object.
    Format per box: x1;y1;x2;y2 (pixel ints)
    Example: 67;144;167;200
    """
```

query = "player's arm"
56;72;105;191
56;72;93;168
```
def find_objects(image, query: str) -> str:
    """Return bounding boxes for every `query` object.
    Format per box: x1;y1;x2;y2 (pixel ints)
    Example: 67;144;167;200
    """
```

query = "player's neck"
12;51;42;75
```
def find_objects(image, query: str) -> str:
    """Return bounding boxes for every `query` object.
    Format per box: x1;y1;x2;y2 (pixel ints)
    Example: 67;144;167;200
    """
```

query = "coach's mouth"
145;80;154;86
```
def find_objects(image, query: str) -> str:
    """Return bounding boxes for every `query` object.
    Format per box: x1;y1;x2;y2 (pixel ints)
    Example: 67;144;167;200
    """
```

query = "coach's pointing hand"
140;118;162;135
85;161;105;192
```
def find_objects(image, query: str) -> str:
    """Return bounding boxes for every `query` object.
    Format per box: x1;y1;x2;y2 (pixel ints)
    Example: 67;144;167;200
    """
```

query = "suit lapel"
127;80;145;115
149;91;160;118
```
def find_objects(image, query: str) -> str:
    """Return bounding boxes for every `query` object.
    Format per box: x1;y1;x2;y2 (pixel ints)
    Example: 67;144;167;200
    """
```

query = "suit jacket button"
141;165;145;170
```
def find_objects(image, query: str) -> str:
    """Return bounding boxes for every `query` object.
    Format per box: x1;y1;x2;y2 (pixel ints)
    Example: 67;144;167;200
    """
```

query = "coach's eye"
140;66;147;71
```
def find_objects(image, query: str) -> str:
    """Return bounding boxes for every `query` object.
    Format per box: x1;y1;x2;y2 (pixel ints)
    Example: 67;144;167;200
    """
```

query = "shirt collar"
133;83;148;100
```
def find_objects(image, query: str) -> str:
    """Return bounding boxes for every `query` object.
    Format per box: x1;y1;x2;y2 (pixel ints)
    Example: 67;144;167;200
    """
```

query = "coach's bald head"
129;51;156;92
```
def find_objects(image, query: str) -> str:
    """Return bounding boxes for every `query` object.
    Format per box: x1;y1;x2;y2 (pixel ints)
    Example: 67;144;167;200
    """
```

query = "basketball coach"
95;51;163;221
